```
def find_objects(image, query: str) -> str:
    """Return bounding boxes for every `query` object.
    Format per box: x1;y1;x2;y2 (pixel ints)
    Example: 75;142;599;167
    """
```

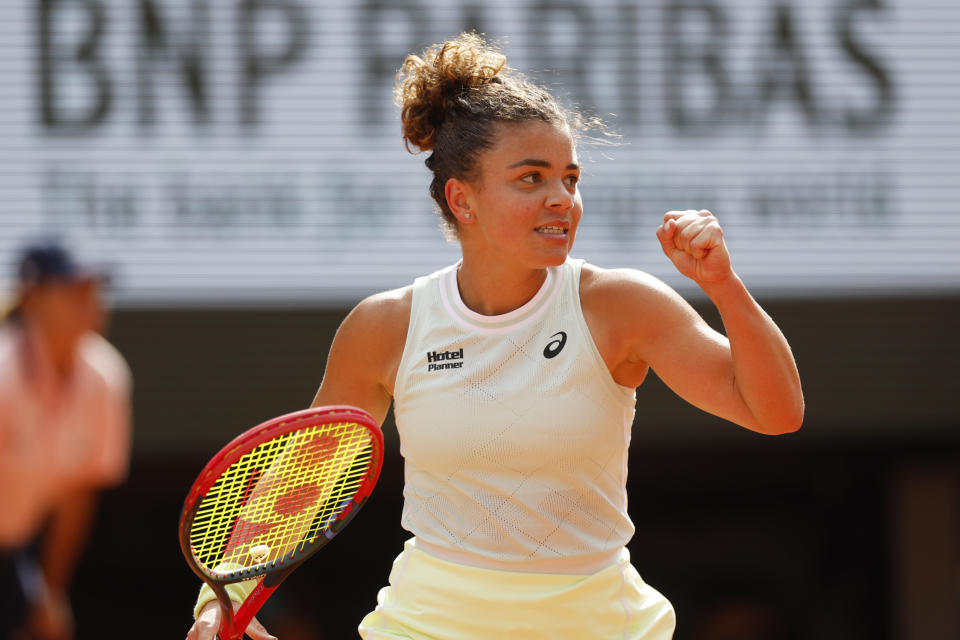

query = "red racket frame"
179;405;383;640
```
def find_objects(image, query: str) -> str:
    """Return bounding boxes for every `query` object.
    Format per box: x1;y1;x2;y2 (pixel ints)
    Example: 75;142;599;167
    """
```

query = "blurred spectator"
0;243;131;640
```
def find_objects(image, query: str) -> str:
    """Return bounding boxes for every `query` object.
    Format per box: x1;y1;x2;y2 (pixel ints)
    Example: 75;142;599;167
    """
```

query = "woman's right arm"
311;286;412;421
187;286;412;640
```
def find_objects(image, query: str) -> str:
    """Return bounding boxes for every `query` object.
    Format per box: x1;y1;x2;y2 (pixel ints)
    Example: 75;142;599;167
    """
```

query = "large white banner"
1;0;958;305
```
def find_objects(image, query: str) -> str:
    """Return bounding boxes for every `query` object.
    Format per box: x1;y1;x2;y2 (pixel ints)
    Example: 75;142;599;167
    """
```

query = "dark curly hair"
395;33;597;238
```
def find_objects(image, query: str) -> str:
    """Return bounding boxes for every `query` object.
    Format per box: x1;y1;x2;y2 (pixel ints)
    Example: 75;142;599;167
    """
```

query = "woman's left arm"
587;209;803;435
655;209;803;434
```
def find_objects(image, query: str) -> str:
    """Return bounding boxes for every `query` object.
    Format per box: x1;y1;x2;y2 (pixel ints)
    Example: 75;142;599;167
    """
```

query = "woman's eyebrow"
506;158;580;170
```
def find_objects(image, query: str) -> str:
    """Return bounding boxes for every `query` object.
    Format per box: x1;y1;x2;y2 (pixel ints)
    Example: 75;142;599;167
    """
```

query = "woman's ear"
445;178;476;225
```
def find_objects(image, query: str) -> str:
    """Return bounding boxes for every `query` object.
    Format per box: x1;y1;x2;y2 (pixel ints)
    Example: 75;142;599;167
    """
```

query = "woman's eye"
565;175;580;187
520;173;541;184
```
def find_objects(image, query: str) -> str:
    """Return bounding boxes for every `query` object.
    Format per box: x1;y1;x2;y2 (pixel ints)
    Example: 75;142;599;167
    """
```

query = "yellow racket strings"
190;420;374;574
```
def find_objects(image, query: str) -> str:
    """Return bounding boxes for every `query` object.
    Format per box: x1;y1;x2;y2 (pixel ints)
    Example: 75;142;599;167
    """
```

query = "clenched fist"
656;209;732;285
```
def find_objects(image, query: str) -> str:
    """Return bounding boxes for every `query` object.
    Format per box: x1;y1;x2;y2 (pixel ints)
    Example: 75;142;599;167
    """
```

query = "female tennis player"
187;32;803;640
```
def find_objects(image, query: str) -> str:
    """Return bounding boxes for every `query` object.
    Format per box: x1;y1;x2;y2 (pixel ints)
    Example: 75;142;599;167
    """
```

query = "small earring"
463;213;472;219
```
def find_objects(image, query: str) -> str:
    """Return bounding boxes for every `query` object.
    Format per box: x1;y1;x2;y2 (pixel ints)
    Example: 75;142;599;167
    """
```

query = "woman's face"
458;120;582;270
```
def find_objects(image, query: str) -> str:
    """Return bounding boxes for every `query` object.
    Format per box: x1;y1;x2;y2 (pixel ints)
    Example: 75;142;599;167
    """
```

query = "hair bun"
395;32;507;152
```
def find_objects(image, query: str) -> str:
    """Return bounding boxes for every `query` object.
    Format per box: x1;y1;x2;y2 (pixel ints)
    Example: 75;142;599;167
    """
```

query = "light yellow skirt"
358;539;676;639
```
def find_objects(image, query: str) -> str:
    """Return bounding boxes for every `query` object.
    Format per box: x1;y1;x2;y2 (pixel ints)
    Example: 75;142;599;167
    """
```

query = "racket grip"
231;579;281;637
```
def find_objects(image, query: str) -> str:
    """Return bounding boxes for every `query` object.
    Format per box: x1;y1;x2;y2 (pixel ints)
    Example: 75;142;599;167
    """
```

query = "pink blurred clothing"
0;322;131;548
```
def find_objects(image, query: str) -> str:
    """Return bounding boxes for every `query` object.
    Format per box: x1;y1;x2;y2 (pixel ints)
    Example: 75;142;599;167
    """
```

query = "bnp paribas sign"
1;0;955;304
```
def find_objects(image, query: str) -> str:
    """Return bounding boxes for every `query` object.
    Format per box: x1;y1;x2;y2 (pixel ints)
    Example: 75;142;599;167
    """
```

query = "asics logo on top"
426;348;464;372
543;331;567;359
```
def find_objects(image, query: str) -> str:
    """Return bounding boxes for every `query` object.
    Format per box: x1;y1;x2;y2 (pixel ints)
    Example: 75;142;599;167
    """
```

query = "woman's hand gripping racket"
179;405;384;640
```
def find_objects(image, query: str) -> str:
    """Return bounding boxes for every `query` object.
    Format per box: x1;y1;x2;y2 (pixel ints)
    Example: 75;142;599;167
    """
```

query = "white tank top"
393;258;637;574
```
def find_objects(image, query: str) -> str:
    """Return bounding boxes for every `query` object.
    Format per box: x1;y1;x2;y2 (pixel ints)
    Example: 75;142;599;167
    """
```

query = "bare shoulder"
342;285;413;344
332;284;413;379
316;285;413;415
577;262;713;386
80;332;133;391
580;262;687;318
579;261;705;356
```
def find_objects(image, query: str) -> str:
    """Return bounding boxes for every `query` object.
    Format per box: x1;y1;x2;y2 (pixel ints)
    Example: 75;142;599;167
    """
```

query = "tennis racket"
179;405;384;640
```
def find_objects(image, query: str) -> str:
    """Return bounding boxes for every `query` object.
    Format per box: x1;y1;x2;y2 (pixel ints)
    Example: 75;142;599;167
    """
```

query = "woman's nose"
545;181;575;209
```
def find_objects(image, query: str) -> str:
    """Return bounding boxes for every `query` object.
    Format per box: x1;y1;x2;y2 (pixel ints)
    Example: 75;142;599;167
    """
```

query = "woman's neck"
455;258;549;316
